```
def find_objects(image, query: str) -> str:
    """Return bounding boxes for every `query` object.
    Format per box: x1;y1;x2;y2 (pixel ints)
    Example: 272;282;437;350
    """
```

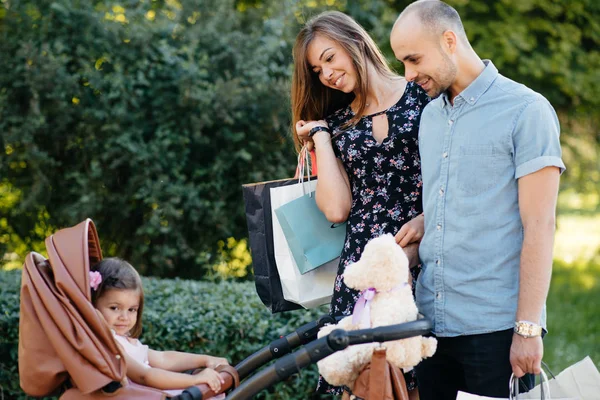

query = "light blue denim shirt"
417;60;565;336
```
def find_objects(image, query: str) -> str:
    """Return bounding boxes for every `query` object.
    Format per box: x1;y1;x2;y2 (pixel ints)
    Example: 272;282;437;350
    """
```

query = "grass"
544;208;600;374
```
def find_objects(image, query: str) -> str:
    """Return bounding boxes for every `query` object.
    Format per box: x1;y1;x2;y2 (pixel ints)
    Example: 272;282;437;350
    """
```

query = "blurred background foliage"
1;0;599;277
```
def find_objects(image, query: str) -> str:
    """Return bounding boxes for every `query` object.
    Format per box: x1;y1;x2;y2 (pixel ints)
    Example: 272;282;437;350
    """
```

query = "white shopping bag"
519;357;600;400
457;393;504;400
456;369;577;399
455;393;574;400
270;178;338;309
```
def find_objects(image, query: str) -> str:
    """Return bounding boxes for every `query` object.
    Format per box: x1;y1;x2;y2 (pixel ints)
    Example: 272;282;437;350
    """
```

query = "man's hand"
395;214;424;247
510;334;543;377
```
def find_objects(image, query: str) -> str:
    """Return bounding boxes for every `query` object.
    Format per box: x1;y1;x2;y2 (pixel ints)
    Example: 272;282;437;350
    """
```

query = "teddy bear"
316;233;437;388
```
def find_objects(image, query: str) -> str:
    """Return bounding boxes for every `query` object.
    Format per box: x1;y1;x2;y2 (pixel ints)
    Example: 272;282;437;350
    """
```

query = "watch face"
515;322;541;337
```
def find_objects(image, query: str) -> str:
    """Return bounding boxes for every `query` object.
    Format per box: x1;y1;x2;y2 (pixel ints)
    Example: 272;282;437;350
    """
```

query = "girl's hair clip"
89;271;102;291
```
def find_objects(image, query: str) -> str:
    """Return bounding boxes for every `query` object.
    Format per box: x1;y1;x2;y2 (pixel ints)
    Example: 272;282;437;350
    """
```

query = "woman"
291;11;430;397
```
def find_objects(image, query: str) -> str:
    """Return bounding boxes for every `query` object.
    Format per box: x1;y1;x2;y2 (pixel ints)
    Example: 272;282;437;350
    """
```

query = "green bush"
0;270;21;399
0;269;334;400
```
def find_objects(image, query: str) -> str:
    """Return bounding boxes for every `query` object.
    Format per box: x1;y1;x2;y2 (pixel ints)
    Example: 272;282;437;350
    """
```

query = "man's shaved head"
390;1;468;99
394;0;468;44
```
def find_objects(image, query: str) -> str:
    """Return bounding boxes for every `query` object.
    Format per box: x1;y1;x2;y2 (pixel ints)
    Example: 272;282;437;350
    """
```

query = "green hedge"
0;270;334;399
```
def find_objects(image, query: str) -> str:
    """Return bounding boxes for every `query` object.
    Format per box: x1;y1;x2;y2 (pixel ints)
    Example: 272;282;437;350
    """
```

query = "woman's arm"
148;349;228;372
296;120;351;223
123;348;225;392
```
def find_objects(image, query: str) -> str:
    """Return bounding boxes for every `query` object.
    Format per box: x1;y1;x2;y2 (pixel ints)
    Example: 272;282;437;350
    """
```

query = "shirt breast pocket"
457;144;501;196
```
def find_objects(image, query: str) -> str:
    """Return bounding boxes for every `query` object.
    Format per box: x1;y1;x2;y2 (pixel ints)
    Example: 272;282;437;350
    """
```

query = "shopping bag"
519;357;600;399
456;369;576;400
455;392;573;400
456;393;505;399
270;179;338;308
242;146;330;312
268;145;339;308
274;192;346;274
242;177;304;313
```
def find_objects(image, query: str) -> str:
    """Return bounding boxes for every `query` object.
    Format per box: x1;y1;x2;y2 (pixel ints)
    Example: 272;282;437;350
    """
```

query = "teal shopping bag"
274;192;346;274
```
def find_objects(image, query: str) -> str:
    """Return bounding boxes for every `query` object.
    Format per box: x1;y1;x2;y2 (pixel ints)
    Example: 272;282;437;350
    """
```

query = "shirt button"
439;187;444;196
470;97;475;102
435;259;440;265
448;119;454;125
436;224;442;231
436;292;442;299
442;152;448;158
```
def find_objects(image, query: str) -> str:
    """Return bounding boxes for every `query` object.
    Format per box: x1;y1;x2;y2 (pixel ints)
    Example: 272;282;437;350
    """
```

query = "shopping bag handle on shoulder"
509;369;551;399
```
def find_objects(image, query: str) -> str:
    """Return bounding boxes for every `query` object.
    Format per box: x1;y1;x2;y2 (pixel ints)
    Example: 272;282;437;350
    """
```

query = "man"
390;1;565;399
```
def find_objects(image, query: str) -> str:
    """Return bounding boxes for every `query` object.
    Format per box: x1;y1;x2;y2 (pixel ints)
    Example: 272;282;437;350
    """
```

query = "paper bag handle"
296;146;317;177
296;145;317;196
509;369;551;399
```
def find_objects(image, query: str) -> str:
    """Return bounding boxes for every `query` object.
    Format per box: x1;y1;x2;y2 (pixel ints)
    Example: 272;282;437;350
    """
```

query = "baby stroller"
19;219;431;399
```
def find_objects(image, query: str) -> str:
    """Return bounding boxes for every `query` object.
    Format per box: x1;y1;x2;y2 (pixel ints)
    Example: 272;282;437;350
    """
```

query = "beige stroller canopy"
18;219;190;399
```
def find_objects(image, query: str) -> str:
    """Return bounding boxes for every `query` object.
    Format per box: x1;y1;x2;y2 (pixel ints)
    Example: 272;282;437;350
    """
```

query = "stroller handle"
226;319;432;400
235;314;338;379
330;317;432;349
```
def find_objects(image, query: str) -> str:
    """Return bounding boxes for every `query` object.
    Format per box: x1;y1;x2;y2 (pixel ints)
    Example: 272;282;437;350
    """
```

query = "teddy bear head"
342;234;409;292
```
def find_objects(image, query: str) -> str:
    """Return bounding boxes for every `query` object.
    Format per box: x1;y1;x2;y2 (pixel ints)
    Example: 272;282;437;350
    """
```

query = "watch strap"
308;126;331;137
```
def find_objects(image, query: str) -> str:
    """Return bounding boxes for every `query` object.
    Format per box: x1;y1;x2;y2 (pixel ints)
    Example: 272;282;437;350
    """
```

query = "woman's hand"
204;355;229;369
296;119;329;150
195;368;225;392
395;214;425;247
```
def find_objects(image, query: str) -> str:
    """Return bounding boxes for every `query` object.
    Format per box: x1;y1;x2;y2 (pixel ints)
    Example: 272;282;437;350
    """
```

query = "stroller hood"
18;219;126;396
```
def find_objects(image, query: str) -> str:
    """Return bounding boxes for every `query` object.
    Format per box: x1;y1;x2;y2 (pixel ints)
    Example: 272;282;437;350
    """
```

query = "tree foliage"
1;0;598;277
0;0;298;277
355;0;600;194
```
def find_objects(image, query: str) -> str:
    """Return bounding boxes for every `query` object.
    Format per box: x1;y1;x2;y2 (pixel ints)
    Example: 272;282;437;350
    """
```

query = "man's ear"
441;30;458;54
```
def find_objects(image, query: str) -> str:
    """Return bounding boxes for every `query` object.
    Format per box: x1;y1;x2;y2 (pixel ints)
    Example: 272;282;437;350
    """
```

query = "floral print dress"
317;81;430;395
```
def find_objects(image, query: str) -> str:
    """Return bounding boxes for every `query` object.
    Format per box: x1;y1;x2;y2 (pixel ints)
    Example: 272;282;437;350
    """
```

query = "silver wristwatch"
514;320;542;338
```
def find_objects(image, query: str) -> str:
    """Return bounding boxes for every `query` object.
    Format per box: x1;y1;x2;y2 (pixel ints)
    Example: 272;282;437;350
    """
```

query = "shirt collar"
440;60;498;108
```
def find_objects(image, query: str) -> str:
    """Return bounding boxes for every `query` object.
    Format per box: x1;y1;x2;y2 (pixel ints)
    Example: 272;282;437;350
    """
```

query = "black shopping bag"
242;178;303;313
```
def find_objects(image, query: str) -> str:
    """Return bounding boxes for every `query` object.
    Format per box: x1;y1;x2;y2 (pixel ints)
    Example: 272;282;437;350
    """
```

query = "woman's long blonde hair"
291;11;396;152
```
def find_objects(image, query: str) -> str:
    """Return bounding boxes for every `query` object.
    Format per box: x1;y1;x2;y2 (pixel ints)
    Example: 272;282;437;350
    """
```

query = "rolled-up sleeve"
512;98;566;179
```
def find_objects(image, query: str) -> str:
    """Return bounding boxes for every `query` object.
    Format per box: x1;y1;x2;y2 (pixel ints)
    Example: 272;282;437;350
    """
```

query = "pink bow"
89;271;102;291
352;288;376;328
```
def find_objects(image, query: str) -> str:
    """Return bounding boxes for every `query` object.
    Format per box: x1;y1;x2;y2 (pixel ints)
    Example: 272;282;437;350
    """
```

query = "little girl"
91;257;229;396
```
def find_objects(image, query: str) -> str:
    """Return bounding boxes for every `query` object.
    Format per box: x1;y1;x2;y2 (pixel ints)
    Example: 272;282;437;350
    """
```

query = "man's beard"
429;51;457;99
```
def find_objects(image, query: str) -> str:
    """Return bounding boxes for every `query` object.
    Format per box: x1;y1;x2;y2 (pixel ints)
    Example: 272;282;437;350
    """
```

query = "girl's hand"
195;368;225;392
205;355;229;369
296;120;329;150
395;214;425;247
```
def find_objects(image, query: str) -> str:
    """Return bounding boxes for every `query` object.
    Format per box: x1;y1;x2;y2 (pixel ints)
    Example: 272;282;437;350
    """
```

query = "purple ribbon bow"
352;287;376;328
